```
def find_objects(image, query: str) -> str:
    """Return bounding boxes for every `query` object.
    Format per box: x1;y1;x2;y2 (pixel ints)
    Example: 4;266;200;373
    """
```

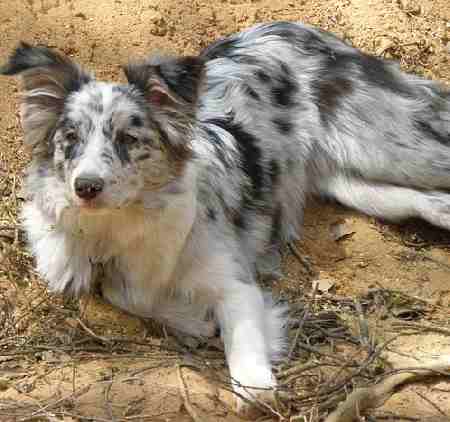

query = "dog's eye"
65;131;78;143
123;134;138;145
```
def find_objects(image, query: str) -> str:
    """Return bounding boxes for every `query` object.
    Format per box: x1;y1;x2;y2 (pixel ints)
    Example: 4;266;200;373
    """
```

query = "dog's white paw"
230;363;277;419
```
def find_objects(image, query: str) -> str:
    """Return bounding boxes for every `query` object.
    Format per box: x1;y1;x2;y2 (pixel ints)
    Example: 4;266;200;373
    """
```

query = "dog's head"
1;43;205;212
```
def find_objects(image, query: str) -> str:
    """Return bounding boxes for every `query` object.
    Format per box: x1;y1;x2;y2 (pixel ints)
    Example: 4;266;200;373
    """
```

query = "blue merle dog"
1;21;450;415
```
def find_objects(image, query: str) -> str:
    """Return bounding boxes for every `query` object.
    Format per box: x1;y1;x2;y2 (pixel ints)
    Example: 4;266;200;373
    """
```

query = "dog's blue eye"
65;131;78;143
123;134;138;144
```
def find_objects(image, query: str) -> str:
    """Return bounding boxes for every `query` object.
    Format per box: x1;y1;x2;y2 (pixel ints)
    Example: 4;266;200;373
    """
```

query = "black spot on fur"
253;22;333;56
244;84;261;101
206;207;217;221
416;121;450;146
204;115;270;232
202;125;232;169
216;120;263;200
256;69;271;84
317;51;413;111
315;76;354;120
102;118;113;140
200;37;238;59
101;151;114;164
358;55;412;96
279;62;292;76
271;74;298;107
273;117;293;134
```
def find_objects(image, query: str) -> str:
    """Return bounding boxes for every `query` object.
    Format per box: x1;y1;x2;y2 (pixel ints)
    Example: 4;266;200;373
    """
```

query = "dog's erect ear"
0;42;91;155
123;56;205;163
123;55;205;112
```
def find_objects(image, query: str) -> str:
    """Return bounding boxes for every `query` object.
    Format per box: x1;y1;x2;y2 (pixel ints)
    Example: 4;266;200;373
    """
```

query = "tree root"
324;358;450;422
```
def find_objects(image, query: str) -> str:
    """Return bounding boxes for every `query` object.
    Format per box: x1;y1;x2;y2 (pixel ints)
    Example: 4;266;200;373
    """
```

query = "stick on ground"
324;358;450;422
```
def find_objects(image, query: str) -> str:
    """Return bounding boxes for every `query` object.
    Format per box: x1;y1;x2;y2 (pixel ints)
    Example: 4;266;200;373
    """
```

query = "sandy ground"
0;1;450;421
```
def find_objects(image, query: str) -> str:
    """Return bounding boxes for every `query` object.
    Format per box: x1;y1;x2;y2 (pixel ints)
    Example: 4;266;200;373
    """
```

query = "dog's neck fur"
23;162;198;298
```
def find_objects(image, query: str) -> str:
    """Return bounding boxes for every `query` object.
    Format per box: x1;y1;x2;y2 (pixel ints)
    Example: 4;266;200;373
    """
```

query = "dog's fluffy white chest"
23;189;196;301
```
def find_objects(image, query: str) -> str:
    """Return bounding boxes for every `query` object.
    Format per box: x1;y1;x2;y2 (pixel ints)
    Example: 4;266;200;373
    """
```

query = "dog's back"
193;22;450;271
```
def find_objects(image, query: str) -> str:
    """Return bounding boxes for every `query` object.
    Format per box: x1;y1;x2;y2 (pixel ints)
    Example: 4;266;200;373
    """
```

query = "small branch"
391;321;450;336
177;365;203;422
324;358;450;422
288;282;318;359
288;243;316;276
75;318;113;345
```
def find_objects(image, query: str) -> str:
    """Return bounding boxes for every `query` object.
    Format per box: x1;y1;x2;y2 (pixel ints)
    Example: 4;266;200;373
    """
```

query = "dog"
1;21;450;415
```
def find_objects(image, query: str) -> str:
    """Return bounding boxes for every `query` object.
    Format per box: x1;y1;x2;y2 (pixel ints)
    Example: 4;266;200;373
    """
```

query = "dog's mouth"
74;197;104;211
72;197;139;215
70;196;120;216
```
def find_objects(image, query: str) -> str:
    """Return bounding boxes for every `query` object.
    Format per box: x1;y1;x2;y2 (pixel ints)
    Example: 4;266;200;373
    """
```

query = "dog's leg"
215;279;287;416
216;281;274;414
100;270;217;338
320;173;450;230
167;242;287;415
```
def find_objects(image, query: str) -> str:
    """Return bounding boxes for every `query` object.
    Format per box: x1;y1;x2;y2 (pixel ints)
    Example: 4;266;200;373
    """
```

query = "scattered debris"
312;278;336;294
391;305;425;321
330;221;356;241
376;37;395;55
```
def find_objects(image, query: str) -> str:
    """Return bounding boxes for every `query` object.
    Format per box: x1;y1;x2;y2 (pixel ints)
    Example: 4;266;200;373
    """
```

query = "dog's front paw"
230;363;277;419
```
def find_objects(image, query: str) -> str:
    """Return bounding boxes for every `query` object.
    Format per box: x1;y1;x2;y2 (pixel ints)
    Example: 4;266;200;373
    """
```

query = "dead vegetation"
0;215;449;421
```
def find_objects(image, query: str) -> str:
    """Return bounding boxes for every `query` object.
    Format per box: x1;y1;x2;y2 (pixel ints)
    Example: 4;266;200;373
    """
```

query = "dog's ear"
123;55;205;114
1;42;91;154
123;56;205;162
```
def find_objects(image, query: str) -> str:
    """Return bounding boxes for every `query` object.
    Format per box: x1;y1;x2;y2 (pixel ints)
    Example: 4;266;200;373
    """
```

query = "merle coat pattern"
2;21;450;414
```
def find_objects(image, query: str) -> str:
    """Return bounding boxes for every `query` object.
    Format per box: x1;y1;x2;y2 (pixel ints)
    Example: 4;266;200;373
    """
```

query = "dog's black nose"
74;175;104;200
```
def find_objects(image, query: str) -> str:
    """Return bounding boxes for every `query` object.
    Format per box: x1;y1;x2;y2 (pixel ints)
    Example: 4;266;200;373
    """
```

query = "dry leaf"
330;221;356;241
312;278;336;293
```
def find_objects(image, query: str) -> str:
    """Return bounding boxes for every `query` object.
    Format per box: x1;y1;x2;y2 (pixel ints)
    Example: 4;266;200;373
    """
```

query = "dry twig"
177;364;203;422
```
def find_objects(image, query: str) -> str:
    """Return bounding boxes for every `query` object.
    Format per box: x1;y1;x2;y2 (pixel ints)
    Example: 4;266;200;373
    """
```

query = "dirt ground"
1;1;450;421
